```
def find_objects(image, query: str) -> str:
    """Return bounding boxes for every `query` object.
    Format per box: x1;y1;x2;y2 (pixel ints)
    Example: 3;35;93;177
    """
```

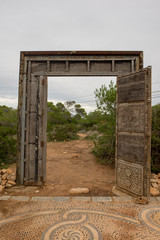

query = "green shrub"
151;104;160;173
0;105;17;168
0;136;17;168
47;123;79;142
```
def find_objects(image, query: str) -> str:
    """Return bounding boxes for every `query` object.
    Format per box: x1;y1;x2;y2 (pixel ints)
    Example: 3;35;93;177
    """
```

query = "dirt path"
41;136;115;196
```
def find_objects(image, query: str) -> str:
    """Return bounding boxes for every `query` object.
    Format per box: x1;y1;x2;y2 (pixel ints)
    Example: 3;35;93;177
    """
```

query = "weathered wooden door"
115;67;151;197
25;75;47;184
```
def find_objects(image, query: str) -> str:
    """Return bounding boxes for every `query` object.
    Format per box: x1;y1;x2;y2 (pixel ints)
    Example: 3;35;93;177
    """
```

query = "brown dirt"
42;136;115;196
3;135;115;196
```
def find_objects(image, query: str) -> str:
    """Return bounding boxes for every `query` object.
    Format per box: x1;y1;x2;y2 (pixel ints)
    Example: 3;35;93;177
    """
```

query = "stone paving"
0;196;160;239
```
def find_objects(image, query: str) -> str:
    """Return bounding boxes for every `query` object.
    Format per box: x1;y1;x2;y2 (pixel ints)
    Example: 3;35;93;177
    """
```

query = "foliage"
92;81;116;165
0;106;17;168
47;101;85;142
151;104;160;173
48;123;79;142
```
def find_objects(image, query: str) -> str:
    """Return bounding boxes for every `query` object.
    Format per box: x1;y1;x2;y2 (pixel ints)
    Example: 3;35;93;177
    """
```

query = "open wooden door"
115;67;151;197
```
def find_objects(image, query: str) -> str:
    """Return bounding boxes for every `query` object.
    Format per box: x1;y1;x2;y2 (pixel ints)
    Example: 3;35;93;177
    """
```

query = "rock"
6;169;12;174
7;180;16;186
72;154;79;158
69;188;89;194
150;186;160;196
8;175;16;181
35;190;40;194
0;185;5;193
2;180;7;186
0;177;2;184
151;173;158;179
1;169;6;174
2;173;8;180
133;196;148;205
151;182;158;188
5;183;13;188
157;173;160;179
150;178;158;183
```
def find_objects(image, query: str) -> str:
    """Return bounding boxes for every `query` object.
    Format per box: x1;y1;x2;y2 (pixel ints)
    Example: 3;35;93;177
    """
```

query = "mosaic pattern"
117;159;143;195
139;207;160;233
0;201;160;239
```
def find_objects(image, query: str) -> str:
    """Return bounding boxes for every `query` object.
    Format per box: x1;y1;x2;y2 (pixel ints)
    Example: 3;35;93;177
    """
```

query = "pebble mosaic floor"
0;198;160;239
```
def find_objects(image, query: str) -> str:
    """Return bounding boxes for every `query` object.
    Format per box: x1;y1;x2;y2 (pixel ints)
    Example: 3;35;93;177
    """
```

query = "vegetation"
0;106;17;168
151;104;160;173
92;81;116;165
47;101;86;142
0;82;159;173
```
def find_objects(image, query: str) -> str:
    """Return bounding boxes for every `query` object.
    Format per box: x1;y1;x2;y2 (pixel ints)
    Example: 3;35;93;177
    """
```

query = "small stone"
150;186;160;196
5;183;13;188
151;182;158;188
7;180;16;186
133;196;148;205
6;169;12;174
150;178;158;183
1;169;6;174
69;188;89;194
72;154;79;158
157;173;160;179
0;185;5;193
2;180;7;186
0;177;2;184
35;190;40;194
151;173;158;179
2;173;8;180
7;173;16;181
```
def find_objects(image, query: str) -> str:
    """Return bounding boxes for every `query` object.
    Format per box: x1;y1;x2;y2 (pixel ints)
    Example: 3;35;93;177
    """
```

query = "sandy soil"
3;135;115;197
41;135;115;196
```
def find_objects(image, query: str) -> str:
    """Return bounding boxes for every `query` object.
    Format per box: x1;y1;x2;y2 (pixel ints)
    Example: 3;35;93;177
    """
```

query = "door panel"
116;67;151;197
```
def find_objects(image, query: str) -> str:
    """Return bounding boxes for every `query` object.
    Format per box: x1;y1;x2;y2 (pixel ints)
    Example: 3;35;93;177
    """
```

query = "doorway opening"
42;76;116;196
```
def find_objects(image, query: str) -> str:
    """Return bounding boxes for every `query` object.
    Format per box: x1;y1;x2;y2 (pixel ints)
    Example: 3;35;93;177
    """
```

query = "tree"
95;81;116;115
92;81;116;165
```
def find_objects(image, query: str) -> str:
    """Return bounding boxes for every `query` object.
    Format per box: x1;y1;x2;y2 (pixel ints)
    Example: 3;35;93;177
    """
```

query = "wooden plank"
28;144;36;181
28;113;37;143
115;60;131;72
42;77;48;182
118;103;145;133
90;61;112;72
117;71;145;86
112;60;115;72
24;61;31;181
37;76;43;182
118;81;145;103
117;133;145;164
31;61;47;73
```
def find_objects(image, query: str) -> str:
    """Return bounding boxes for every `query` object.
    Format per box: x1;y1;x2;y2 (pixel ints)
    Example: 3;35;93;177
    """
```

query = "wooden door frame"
17;51;149;197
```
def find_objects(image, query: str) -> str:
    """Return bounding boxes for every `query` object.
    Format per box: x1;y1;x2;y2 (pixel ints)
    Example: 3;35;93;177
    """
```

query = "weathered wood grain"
118;103;145;133
117;133;145;164
118;81;145;103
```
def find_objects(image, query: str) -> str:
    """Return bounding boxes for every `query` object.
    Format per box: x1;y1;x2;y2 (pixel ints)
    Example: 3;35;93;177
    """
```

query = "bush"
151;104;160;173
47;123;79;142
0;136;17;167
0;105;17;168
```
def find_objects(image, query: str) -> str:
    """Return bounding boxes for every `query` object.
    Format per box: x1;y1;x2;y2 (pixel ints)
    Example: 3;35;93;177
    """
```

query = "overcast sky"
0;0;160;112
